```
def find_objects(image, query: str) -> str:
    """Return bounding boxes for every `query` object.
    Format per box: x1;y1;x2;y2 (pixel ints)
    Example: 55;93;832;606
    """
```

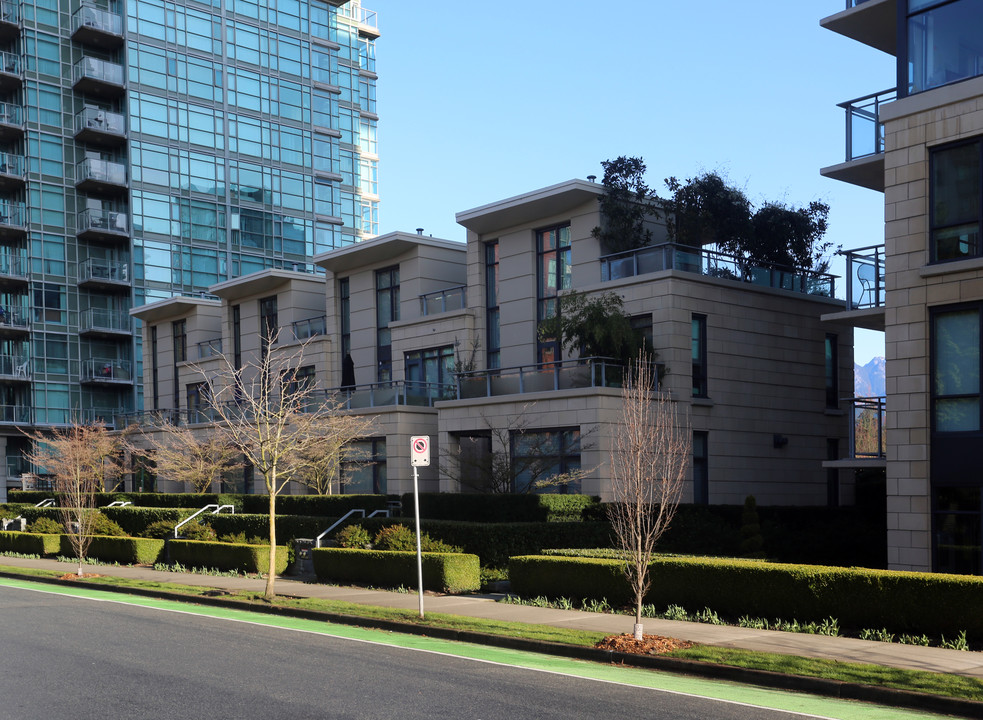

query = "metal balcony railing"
75;106;126;136
78;208;128;235
72;5;123;36
0;404;29;424
0;201;27;228
0;306;29;329
420;285;466;316
600;243;836;297
0;354;29;378
455;357;648;400
76;157;126;186
0;254;27;278
850;396;886;458
842;245;885;309
0;1;18;24
326;380;455;409
0;102;21;126
838;88;896;162
78;258;129;284
196;337;222;360
0;153;24;177
292;315;326;341
73;57;124;86
80;357;132;382
0;51;19;76
79;307;131;333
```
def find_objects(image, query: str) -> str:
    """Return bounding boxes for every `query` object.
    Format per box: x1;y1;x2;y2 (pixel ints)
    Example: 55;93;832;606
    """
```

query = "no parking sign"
410;435;430;467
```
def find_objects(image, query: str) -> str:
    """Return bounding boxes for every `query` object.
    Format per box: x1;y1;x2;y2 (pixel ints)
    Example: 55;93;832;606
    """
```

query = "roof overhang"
129;295;220;324
455;179;604;236
313;231;463;275
208;268;320;301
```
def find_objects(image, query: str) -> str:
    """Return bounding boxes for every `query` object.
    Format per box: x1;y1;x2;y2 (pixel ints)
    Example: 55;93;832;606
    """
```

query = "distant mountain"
854;357;885;398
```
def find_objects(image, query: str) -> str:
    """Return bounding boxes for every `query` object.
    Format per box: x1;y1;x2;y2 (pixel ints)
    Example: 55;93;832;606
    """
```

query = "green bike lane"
0;577;952;720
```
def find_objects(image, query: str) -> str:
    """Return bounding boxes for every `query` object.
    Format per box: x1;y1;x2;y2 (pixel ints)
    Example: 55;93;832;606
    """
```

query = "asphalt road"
0;583;939;720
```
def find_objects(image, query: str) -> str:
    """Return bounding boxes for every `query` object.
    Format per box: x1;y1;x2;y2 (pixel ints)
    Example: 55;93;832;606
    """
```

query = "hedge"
508;555;983;640
59;535;165;565
312;548;480;593
0;531;61;556
168;539;289;575
405;493;599;523
204;513;332;542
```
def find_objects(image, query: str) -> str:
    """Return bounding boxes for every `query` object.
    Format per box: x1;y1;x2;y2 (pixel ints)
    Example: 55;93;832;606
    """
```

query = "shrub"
90;513;127;538
28;516;62;534
335;524;371;548
168;540;289;575
407;493;600;523
175;520;216;542
312;548;480;593
217;531;264;545
373;524;416;551
0;530;61;556
82;536;166;565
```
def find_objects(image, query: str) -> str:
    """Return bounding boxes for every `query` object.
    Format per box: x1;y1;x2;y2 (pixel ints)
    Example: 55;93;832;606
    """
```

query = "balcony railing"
75;106;126;137
0;1;18;25
0;404;29;424
0;200;27;228
73;56;125;87
850;396;886;458
326;380;455;409
0;102;21;127
78;207;128;236
79;307;131;334
196;337;222;360
0;254;27;278
0;51;19;76
78;258;129;284
80;357;132;382
456;357;639;400
0;354;29;378
338;3;377;29
0;153;24;177
76;157;126;187
838;88;896;162
0;306;29;330
842;245;885;309
420;285;466;316
71;5;123;37
292;315;326;341
600;243;836;297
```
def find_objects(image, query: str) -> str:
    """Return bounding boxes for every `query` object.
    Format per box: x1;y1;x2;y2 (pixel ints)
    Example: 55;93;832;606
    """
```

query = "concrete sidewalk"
2;555;982;680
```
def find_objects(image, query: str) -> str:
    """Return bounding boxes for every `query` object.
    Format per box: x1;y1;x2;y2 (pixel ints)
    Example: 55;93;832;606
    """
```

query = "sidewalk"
2;555;982;681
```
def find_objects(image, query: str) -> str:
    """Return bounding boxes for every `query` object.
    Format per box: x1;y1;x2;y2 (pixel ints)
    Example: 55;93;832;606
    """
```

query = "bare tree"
608;356;690;640
192;329;374;600
129;422;242;494
22;421;122;576
289;406;376;495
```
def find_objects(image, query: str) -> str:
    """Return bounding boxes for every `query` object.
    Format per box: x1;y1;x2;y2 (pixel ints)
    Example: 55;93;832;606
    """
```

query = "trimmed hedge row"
509;555;983;640
312;548;480;593
71;536;165;565
0;530;60;556
405;493;599;523
168;539;289;575
205;513;330;542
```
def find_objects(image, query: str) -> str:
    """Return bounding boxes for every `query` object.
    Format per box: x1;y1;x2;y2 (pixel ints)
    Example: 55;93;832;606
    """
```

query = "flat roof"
455;179;604;235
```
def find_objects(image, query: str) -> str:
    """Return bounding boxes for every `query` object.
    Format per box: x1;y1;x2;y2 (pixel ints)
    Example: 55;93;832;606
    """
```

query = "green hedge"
61;535;165;565
0;531;61;556
508;555;983;640
405;493;599;523
204;513;330;542
312;548;480;593
168;539;289;575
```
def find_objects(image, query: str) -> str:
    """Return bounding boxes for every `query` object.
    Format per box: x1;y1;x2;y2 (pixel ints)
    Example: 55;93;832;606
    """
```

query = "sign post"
409;435;430;618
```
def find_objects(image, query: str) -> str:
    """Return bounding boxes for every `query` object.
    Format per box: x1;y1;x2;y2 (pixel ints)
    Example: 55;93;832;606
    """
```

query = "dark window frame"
692;314;708;398
825;333;839;409
535;225;571;364
693;431;709;505
485;240;500;369
929;137;982;264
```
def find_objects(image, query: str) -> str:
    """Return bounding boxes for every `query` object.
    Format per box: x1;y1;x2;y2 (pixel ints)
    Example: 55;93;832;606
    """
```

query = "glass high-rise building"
0;0;379;490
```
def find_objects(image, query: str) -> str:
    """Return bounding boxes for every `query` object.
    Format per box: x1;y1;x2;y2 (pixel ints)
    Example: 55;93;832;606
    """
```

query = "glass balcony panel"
73;6;123;36
76;107;126;137
77;158;126;186
78;208;129;235
73;57;124;86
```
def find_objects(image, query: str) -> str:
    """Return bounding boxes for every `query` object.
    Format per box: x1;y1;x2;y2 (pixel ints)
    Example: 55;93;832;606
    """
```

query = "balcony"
821;0;896;55
850;396;886;459
77;208;129;244
420;285;466;316
292;315;326;341
600;243;836;298
820;89;895;192
0;254;28;289
456;357;636;400
77;259;129;291
71;5;124;49
0;102;23;144
0;306;29;338
0;152;25;193
0;404;29;425
0;1;20;44
325;380;455;409
0;201;26;244
74;107;126;146
76;158;127;195
0;51;22;94
72;57;125;98
0;354;29;381
196;337;222;360
78;307;131;337
80;357;133;384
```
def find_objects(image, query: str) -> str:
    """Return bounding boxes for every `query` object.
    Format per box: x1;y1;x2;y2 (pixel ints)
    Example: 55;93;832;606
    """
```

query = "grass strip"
2;564;981;703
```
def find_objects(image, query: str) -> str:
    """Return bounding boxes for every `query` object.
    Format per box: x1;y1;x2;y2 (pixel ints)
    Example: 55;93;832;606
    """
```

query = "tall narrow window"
231;304;241;369
150;325;159;410
930;139;981;263
172;319;186;410
376;266;399;381
259;295;278;349
825;333;839;409
933;307;981;432
187;381;210;423
511;427;581;494
536;225;571;364
341;438;387;494
404;346;455;401
339;277;351;375
691;314;707;398
485;241;500;369
693;431;708;505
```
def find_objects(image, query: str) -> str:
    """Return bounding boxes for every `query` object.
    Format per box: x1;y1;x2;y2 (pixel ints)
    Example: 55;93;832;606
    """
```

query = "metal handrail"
35;498;55;508
314;508;390;548
105;500;131;507
173;503;235;538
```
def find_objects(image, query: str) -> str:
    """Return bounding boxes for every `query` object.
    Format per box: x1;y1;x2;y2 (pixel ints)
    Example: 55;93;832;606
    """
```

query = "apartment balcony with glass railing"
420;285;466;316
71;5;124;48
0;404;30;425
0;51;22;94
850;396;886;459
77;208;129;243
80;357;132;383
0;1;20;44
0;354;29;381
0;102;22;146
72;56;125;96
325;380;455;409
0;152;25;193
0;306;29;336
0;254;28;287
79;308;131;336
74;106;126;146
456;357;646;400
843;245;885;310
600;243;836;298
292;315;326;341
77;258;129;290
820;88;895;192
196;337;222;360
76;157;127;194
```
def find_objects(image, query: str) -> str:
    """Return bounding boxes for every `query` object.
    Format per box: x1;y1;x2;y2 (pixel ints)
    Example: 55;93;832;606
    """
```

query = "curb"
3;569;981;718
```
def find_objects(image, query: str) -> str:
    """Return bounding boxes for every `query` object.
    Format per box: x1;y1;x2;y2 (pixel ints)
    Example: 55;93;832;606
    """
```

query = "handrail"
173;503;235;538
105;500;131;507
314;508;390;548
35;498;55;508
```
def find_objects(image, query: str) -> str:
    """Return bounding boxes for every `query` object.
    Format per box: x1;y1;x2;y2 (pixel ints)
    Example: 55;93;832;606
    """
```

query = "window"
339;276;350;359
485;241;500;369
341;438;386;494
934;486;982;574
150;325;159;409
259;295;278;347
186;381;210;423
287;365;317;410
692;314;707;398
404;346;455;401
33;283;64;324
933;306;980;432
906;0;983;96
693;431;708;505
172;319;187;362
825;334;839;409
510;427;581;494
375;267;399;381
930;139;981;263
536;225;571;364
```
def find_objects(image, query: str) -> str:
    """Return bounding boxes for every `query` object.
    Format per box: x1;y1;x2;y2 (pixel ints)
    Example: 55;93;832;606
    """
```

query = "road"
0;581;948;720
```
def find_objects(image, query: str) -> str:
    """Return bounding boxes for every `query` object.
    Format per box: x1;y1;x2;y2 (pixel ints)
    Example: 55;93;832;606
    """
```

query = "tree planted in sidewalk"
608;356;690;640
23;421;122;576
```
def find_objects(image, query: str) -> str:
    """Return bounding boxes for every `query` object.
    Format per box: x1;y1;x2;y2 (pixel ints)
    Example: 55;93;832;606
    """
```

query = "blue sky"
369;1;891;364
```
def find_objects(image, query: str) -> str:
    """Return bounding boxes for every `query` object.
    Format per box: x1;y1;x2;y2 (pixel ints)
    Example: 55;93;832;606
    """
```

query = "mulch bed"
57;573;102;580
596;633;693;655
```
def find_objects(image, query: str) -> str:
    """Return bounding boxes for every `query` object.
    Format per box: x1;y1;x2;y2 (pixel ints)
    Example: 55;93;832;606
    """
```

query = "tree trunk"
265;488;277;601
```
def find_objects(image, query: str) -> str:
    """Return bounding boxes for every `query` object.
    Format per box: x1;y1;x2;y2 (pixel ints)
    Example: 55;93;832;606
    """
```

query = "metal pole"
412;464;424;618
